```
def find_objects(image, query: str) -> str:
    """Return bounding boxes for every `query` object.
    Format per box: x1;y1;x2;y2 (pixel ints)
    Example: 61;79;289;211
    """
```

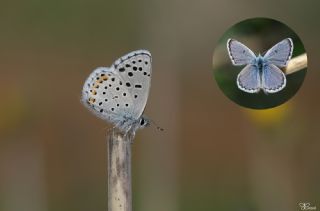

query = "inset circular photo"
212;17;307;109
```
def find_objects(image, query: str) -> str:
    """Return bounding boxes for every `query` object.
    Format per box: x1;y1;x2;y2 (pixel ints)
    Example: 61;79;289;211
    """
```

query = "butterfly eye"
140;118;145;126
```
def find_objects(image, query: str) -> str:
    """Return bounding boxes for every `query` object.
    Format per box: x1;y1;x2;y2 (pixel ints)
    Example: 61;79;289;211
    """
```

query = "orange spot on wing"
101;75;108;81
88;97;96;104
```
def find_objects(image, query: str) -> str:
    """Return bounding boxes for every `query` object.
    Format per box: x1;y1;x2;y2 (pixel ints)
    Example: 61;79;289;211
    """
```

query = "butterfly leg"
124;125;136;143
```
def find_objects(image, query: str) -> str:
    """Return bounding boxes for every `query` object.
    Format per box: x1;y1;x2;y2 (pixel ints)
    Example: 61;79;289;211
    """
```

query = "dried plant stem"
285;53;307;75
108;130;132;211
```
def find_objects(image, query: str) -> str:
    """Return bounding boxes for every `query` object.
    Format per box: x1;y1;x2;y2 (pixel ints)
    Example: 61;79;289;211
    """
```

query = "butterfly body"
81;50;152;134
112;113;149;133
254;55;263;70
227;38;293;94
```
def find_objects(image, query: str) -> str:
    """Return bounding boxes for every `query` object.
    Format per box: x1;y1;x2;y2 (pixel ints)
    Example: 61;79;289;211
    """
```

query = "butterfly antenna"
261;49;268;56
150;119;164;132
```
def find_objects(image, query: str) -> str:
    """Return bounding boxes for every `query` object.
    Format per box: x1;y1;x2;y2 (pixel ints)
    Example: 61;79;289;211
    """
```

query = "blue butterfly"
227;38;293;94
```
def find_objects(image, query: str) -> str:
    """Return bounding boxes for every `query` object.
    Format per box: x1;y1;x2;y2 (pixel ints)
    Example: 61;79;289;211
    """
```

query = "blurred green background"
213;18;307;109
0;0;319;211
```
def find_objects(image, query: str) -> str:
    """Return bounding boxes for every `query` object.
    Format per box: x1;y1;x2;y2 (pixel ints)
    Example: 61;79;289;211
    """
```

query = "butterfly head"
139;116;150;128
139;115;164;132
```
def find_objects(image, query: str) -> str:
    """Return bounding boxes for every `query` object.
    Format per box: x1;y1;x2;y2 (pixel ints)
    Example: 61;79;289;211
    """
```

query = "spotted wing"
227;39;256;66
112;50;152;119
261;64;286;93
81;67;134;124
263;38;293;67
236;64;261;93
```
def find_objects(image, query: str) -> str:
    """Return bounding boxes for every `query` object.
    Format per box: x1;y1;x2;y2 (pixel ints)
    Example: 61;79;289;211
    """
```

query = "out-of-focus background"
0;1;319;211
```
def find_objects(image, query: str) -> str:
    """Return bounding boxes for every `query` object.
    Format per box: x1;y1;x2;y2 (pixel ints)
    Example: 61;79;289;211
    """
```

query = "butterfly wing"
227;39;256;66
81;67;134;124
237;64;261;93
263;38;293;67
112;50;152;119
261;64;286;93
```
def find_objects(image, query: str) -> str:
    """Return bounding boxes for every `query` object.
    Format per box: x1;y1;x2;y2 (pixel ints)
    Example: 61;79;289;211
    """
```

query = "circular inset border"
213;17;307;109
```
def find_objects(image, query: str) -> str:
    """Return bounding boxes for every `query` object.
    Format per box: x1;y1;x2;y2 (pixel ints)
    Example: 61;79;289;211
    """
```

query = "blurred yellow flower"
0;86;28;138
245;102;291;128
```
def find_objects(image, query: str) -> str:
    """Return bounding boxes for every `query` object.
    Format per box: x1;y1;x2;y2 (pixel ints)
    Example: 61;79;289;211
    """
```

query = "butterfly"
227;38;293;94
82;50;152;135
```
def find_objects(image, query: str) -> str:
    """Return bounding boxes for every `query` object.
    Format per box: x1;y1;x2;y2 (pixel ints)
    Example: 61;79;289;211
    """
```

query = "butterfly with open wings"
227;38;293;94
